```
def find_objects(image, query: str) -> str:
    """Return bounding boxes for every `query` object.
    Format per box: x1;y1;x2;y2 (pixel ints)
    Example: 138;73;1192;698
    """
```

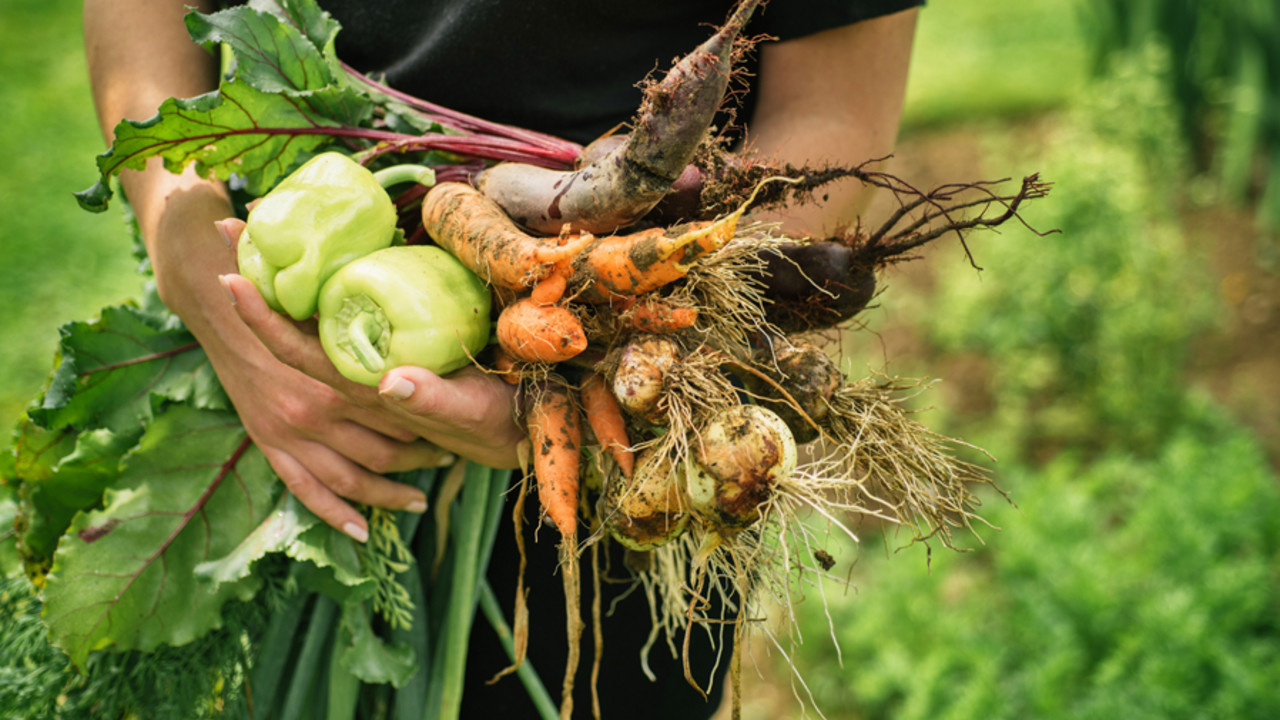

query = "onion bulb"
687;404;797;530
603;448;689;551
611;336;680;424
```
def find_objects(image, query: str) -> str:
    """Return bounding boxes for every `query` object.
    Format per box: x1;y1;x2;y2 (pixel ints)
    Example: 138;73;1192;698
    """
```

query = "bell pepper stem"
348;313;388;375
336;296;391;375
373;164;436;190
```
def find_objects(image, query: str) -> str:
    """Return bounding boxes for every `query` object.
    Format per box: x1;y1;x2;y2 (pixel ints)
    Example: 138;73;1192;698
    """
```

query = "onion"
611;336;680;424
753;343;842;443
687;404;797;530
603;448;689;551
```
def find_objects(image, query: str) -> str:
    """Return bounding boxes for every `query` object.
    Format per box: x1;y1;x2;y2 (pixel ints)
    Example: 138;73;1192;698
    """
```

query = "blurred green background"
2;1;1278;719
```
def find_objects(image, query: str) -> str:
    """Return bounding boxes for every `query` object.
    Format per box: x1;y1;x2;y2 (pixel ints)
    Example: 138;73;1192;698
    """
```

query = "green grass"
0;3;144;425
903;0;1091;128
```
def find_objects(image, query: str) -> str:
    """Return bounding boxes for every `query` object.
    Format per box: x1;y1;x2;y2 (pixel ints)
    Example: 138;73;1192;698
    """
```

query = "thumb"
377;366;451;417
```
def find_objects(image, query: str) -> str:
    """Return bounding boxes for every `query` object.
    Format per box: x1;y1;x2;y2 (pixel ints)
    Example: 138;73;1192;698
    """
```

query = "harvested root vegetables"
571;214;740;302
610;336;681;424
475;0;764;235
580;371;635;479
420;182;591;290
748;343;844;443
687;404;798;531
496;297;588;363
603;448;690;551
526;385;581;540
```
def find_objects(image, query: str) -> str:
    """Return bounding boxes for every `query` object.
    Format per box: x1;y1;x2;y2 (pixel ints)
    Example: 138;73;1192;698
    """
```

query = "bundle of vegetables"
0;1;1052;718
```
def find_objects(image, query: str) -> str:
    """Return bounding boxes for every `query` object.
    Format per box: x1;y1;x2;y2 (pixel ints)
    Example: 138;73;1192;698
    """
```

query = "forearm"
84;0;244;348
744;9;918;237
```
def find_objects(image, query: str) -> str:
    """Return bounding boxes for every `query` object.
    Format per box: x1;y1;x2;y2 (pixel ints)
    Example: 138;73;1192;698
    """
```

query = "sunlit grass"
0;4;143;423
904;0;1090;128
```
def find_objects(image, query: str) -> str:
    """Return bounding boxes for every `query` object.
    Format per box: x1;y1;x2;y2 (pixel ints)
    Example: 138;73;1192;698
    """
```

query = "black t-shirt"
318;0;924;144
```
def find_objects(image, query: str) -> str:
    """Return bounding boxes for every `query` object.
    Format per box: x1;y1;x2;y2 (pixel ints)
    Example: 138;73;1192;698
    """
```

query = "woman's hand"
215;218;525;454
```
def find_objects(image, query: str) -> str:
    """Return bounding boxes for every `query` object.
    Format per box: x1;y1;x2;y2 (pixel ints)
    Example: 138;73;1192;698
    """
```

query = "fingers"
336;422;457;474
219;273;342;379
378;365;526;468
261;442;432;543
219;272;402;422
214;217;246;252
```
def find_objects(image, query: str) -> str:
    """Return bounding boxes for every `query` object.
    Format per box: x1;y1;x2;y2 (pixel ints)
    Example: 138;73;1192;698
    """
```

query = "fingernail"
381;376;415;401
218;274;237;306
406;498;428;514
342;522;369;543
213;219;234;247
434;453;458;468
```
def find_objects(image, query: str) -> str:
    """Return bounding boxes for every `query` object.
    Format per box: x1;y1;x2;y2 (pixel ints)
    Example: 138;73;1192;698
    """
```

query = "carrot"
474;0;764;235
579;371;635;479
572;210;741;302
620;296;699;334
496;296;588;364
424;177;741;303
491;346;522;385
526;385;586;720
529;265;570;305
527;385;582;540
421;182;594;290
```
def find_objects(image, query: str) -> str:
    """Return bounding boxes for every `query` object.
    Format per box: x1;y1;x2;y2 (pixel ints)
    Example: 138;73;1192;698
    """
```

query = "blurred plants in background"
770;4;1280;719
1082;0;1280;229
927;47;1218;462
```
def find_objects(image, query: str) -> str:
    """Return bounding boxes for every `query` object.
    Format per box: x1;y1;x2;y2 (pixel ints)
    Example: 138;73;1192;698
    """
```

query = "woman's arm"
83;0;487;541
745;8;919;236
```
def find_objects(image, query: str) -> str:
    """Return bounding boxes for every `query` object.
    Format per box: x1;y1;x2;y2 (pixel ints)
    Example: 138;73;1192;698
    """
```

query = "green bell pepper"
318;245;493;386
237;152;434;321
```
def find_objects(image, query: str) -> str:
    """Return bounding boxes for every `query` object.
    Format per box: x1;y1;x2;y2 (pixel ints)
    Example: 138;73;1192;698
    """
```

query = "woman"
83;1;919;715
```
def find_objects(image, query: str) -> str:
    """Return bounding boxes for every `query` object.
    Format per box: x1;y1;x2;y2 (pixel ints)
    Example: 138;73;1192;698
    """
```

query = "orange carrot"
620;296;699;334
527;385;582;539
497;297;588;363
571;214;738;302
579;371;635;479
421;182;593;290
491;346;522;385
422;181;744;303
529;262;570;305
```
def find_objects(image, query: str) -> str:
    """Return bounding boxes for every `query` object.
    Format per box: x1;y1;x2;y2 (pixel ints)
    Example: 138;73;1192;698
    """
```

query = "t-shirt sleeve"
751;0;926;41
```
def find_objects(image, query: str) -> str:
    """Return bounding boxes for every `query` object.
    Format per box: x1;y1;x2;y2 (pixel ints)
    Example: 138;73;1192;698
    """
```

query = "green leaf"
12;422;135;576
194;492;320;587
339;602;417;687
75;81;347;212
41;405;277;670
253;0;343;56
186;2;340;96
289;522;377;606
29;303;224;434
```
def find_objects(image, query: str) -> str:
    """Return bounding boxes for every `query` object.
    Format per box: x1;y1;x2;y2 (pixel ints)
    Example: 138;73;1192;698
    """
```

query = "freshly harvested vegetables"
237;152;420;321
40;1;1059;719
603;448;689;551
474;0;764;235
495;296;588;364
579;371;635;479
686;405;798;531
317;245;491;385
421;182;592;291
611;336;681;424
527;385;582;541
